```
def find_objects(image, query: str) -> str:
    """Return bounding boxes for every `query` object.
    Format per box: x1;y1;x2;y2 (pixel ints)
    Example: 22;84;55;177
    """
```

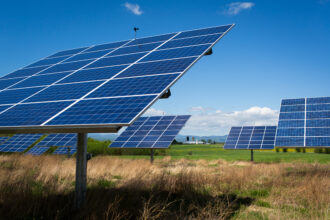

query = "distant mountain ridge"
89;133;227;143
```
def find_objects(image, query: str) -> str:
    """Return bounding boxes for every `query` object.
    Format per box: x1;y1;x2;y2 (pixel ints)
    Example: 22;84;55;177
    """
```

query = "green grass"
104;144;330;163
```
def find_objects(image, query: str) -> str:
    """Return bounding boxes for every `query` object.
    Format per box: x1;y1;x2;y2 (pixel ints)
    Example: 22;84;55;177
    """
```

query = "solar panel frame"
224;126;277;150
0;24;234;133
276;97;330;148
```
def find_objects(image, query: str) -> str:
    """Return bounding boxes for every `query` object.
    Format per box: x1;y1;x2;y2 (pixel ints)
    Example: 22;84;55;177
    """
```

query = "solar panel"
0;134;42;152
53;146;77;155
224;126;277;149
0;136;9;144
0;25;234;132
276;97;330;147
25;146;50;155
110;115;191;148
35;133;77;147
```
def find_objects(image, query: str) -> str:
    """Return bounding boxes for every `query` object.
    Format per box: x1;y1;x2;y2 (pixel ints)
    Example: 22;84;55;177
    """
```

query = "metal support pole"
150;149;154;163
75;133;88;209
250;149;254;162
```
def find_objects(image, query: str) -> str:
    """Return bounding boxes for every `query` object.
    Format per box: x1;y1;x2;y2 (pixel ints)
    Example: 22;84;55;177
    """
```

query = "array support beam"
150;149;154;163
75;133;88;209
250;149;254;162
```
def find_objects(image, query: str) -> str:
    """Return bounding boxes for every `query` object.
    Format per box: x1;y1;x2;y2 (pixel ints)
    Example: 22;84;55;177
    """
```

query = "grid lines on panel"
224;126;277;150
110;115;191;148
276;97;330;147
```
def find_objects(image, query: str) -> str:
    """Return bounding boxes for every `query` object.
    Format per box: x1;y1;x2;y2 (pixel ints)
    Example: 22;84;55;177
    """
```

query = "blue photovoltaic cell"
126;33;176;46
40;60;92;74
224;126;277;150
160;34;222;50
86;52;147;69
84;40;129;53
36;133;76;147
0;134;42;152
26;56;71;68
24;81;103;102
0;78;24;90
110;115;190;148
0;25;234;128
88;74;179;98
47;47;88;58
64;50;112;63
116;57;196;78
25;146;50;155
0;101;73;126
53;146;77;155
58;65;128;84
276;97;330;147
111;42;162;56
46;96;157;125
11;72;72;89
3;66;51;79
140;44;210;62
0;87;44;104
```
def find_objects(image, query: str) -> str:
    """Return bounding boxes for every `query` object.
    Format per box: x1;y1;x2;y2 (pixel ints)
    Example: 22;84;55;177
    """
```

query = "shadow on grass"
0;186;253;219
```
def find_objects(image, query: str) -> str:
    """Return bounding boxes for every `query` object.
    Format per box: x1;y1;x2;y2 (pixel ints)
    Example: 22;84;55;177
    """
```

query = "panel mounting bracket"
204;48;213;56
160;89;171;99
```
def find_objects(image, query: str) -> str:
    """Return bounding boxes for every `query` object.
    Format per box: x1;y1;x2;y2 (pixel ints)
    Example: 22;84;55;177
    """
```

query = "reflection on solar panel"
26;146;50;155
53;147;77;155
110;115;191;148
0;134;42;152
36;133;77;147
276;97;330;147
0;25;234;130
224;126;277;149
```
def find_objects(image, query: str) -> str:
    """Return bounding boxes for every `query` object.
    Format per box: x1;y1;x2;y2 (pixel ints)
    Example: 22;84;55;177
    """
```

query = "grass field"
90;142;330;164
0;154;329;219
0;142;329;219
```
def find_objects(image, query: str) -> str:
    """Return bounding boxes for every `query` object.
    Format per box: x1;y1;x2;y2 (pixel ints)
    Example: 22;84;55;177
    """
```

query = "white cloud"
224;2;254;15
144;106;278;136
124;2;143;15
144;108;166;116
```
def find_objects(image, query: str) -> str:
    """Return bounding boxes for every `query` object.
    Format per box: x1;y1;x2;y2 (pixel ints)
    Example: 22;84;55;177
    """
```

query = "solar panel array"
0;25;234;130
276;97;330;147
224;126;277;149
110;115;190;148
0;134;42;152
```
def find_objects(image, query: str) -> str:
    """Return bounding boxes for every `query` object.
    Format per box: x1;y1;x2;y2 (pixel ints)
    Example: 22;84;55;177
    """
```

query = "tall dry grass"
0;154;329;219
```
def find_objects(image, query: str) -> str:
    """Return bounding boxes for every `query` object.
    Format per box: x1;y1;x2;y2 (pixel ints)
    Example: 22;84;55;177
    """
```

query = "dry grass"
0;154;329;219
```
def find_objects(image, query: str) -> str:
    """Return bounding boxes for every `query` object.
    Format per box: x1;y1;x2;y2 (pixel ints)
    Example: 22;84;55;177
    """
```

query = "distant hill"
89;133;227;143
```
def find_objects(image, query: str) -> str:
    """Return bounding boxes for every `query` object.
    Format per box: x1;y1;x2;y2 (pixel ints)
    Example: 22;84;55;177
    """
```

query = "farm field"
88;140;330;164
0;143;329;219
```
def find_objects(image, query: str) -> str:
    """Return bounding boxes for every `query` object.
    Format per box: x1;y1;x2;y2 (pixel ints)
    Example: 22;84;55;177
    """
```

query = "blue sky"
1;0;330;135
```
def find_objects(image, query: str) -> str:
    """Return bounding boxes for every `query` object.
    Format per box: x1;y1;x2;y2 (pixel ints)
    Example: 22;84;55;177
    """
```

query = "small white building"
183;140;204;145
